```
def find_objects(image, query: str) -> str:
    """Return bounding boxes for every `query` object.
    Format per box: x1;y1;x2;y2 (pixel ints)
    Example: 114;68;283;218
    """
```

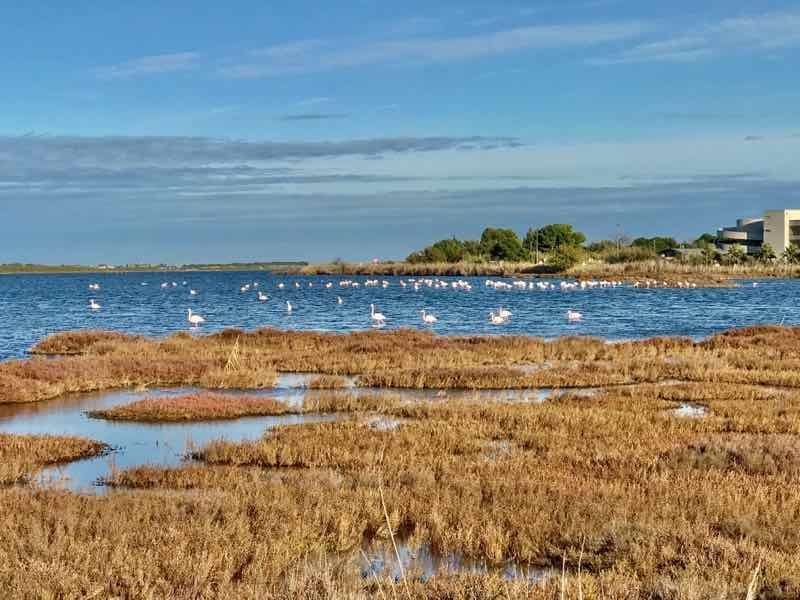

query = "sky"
1;0;799;264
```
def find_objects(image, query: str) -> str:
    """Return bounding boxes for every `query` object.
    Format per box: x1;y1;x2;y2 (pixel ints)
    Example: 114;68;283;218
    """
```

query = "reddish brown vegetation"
88;392;292;422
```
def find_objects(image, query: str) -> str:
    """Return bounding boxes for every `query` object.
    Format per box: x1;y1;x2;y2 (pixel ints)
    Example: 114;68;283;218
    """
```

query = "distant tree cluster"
404;224;800;271
406;224;587;264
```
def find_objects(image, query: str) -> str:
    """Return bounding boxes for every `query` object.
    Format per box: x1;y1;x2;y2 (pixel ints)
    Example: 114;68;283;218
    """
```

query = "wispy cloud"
94;52;201;79
277;113;350;121
221;21;649;78
0;134;522;169
593;10;800;65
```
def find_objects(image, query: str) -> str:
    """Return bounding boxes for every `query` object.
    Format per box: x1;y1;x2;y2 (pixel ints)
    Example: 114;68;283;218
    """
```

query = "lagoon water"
0;271;796;360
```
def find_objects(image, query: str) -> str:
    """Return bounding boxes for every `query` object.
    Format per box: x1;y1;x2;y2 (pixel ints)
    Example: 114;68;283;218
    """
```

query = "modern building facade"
717;209;800;254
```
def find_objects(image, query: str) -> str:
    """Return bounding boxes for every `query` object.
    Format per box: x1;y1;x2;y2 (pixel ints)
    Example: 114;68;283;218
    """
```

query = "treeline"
406;225;715;268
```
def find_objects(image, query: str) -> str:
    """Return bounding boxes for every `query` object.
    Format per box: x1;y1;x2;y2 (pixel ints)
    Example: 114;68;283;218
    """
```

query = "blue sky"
1;1;799;263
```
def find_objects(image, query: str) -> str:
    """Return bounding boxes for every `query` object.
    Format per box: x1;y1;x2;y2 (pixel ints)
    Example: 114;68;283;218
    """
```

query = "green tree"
722;245;747;266
693;233;717;248
701;245;719;265
525;224;586;254
549;245;587;271
586;240;617;254
429;238;465;263
782;242;800;264
461;240;484;260
759;243;776;262
479;228;526;261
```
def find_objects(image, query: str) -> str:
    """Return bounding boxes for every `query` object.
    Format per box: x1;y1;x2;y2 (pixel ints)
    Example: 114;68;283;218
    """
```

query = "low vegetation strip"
3;381;798;596
6;326;800;407
88;392;293;422
0;433;107;485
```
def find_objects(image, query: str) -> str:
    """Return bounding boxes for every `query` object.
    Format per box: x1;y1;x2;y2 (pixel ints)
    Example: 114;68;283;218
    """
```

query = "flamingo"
566;310;583;322
370;304;386;326
187;308;205;327
286;301;293;314
420;310;438;325
489;312;506;325
88;299;101;311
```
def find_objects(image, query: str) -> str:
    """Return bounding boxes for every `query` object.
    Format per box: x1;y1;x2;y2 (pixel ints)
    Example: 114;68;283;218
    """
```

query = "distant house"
717;209;800;254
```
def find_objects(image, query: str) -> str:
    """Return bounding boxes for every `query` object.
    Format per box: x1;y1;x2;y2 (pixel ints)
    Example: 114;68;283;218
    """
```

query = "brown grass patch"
308;375;350;389
88;392;293;422
3;327;800;595
0;433;107;485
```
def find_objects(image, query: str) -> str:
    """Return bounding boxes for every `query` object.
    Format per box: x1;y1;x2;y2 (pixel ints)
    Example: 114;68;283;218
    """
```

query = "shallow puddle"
360;541;551;583
673;403;709;418
0;387;339;493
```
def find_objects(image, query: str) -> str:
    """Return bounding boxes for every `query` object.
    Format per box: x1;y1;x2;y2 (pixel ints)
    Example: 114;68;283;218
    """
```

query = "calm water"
0;377;342;491
0;271;795;359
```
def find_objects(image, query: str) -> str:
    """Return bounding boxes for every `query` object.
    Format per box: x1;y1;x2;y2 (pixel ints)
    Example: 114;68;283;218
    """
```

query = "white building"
717;209;800;254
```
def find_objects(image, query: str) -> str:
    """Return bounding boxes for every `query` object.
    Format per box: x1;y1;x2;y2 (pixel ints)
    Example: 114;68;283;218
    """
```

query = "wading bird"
489;312;507;325
420;309;438;325
370;304;386;326
187;308;205;327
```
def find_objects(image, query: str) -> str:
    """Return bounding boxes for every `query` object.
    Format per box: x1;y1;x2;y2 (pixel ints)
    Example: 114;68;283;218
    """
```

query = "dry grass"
308;374;351;389
3;327;800;596
299;258;800;285
88;392;293;422
0;433;107;485
567;259;800;285
299;260;542;277
5;381;797;597
12;325;800;404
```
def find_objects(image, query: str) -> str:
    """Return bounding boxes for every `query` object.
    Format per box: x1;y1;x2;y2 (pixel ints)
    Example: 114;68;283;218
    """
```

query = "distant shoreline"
0;262;308;276
3;259;799;287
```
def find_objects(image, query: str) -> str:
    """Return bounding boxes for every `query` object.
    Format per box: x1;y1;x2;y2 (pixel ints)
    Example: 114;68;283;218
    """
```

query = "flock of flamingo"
82;275;663;329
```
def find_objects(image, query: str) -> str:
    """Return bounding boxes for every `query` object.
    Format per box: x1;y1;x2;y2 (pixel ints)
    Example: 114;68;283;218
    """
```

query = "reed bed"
8;326;800;406
4;383;796;597
299;260;542;277
0;433;107;485
2;327;800;596
298;258;799;285
88;392;293;422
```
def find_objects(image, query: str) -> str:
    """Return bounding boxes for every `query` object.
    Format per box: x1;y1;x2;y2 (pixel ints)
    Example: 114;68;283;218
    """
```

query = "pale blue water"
0;271;795;359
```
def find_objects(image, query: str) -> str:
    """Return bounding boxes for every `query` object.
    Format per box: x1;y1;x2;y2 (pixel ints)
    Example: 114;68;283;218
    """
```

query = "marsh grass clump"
308;374;351;389
29;329;141;355
0;433;107;485
88;392;293;422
